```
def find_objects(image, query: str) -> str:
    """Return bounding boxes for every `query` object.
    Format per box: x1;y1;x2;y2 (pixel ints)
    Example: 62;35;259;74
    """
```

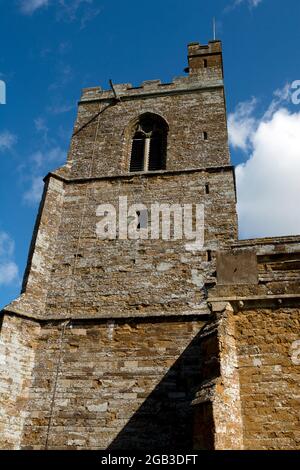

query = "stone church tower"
0;41;299;450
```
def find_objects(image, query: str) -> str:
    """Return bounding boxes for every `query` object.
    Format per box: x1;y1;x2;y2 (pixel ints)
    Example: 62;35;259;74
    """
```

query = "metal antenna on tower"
213;17;216;40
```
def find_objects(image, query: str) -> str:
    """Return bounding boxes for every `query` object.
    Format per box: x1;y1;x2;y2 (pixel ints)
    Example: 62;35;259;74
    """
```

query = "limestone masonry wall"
207;236;300;449
68;87;229;179
235;308;300;450
42;169;236;320
21;318;206;450
0;315;40;449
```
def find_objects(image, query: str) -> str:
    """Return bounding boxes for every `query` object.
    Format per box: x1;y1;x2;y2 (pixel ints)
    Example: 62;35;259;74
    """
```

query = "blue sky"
1;0;300;308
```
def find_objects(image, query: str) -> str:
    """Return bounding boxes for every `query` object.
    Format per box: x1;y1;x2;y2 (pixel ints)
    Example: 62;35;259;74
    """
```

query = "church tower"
0;41;241;450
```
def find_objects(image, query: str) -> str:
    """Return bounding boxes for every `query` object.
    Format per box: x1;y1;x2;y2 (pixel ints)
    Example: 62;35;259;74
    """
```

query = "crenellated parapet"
80;41;224;103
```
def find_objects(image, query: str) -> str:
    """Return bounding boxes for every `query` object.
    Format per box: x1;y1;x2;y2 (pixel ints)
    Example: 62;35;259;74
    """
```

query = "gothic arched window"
129;114;168;172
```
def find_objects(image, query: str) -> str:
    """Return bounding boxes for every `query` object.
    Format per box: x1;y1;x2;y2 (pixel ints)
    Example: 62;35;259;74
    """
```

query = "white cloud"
22;147;66;205
78;4;102;30
34;117;48;133
228;0;263;10
19;0;101;27
23;176;44;204
228;98;257;151
0;232;19;286
49;64;73;90
263;83;291;120
231;86;300;239
0;130;17;152
19;0;49;15
30;146;66;168
47;102;74;115
0;262;19;286
34;117;49;143
0;232;15;258
22;146;66;205
58;0;100;25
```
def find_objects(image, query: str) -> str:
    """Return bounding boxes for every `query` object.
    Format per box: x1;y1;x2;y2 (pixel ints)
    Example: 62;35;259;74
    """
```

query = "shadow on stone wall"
107;328;209;451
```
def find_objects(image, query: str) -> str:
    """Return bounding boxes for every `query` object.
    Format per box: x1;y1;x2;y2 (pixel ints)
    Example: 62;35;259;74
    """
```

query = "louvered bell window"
129;114;167;172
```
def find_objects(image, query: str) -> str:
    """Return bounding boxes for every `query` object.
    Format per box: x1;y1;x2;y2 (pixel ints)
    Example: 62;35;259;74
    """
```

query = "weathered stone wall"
235;307;300;450
64;40;228;179
21;318;206;450
210;236;300;299
193;304;244;450
0;315;40;449
42;168;236;320
208;237;300;450
7;177;65;318
68;87;229;179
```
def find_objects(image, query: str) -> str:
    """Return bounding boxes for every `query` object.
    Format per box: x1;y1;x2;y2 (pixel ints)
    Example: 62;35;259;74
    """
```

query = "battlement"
80;41;224;103
187;40;223;78
80;76;223;102
188;40;222;57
